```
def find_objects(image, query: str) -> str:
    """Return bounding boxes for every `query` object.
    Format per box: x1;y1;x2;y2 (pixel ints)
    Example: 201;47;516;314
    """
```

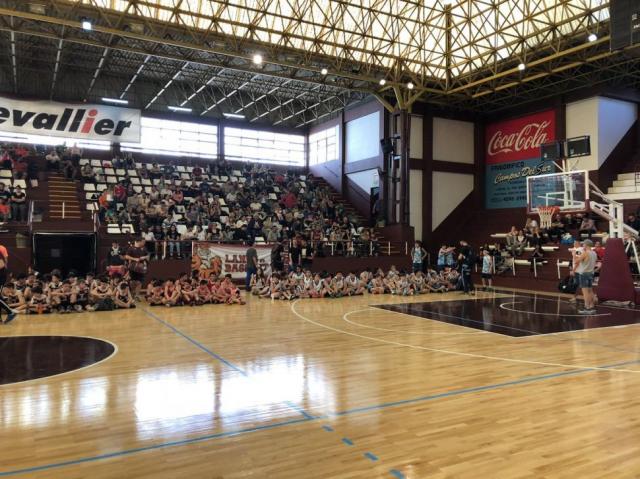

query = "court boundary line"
142;307;316;421
2;353;639;477
291;301;640;373
0;334;118;388
342;308;488;336
499;301;610;318
376;295;640;353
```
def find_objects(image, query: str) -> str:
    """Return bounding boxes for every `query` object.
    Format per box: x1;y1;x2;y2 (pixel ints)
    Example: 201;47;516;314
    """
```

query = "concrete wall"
433;117;475;164
432;171;474;229
566;96;637;171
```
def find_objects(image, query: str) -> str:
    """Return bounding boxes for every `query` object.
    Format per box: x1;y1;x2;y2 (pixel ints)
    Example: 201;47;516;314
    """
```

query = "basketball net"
537;206;559;229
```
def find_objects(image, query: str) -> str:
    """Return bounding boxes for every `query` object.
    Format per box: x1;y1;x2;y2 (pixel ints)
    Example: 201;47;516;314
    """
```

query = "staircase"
607;172;640;200
47;173;82;220
311;177;403;254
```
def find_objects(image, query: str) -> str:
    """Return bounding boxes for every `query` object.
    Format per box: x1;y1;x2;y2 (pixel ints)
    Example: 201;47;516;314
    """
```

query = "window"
121;117;217;159
224;127;305;167
308;125;338;166
0;132;110;150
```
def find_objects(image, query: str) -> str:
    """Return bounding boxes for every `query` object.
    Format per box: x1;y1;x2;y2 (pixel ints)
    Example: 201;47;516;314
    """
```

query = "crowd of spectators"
92;157;379;260
0;143;34;222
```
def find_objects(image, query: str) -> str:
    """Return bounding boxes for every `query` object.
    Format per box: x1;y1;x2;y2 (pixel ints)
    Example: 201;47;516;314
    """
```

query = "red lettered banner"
485;110;556;164
191;243;272;279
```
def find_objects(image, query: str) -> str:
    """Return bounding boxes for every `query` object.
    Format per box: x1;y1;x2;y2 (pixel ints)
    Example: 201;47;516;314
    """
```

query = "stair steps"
311;177;403;255
47;173;83;220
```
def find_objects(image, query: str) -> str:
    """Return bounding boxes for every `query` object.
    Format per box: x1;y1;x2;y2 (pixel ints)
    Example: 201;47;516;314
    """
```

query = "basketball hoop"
538;206;560;229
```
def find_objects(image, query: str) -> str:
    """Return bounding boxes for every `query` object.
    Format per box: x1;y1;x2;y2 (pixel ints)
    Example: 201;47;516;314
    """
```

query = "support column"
399;109;411;226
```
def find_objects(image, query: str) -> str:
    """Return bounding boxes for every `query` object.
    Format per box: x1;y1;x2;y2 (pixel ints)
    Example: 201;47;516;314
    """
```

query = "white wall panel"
345;112;380;163
433;117;474;164
410;115;423;160
432;172;473;230
566;97;599;171
346;168;379;192
598;97;637;167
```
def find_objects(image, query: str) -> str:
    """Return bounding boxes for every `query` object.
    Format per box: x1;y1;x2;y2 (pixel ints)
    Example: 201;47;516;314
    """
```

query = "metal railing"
106;238;417;262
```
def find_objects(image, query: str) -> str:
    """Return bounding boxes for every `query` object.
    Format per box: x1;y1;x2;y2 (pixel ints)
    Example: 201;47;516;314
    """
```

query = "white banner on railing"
0;96;141;142
191;243;272;280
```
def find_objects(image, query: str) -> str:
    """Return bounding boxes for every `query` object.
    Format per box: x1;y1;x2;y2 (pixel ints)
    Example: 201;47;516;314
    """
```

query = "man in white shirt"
573;239;598;314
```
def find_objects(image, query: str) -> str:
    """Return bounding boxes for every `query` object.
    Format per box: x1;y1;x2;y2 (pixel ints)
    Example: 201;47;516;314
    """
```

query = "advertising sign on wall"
191;243;272;280
485;109;556;209
0;96;141;143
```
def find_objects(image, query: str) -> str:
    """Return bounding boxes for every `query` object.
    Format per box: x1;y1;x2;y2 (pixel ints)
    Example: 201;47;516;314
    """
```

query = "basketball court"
2;288;640;478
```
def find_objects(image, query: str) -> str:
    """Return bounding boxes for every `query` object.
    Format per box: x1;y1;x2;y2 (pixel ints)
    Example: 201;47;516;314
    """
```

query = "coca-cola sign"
485;110;556;164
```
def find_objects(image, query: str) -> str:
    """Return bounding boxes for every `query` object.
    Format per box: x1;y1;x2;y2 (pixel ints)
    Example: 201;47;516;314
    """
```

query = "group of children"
145;273;245;306
1;270;136;314
2;263;471;315
250;265;462;300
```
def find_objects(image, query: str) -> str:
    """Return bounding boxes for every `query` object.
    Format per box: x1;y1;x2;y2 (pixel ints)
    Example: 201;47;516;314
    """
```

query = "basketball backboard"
526;170;589;213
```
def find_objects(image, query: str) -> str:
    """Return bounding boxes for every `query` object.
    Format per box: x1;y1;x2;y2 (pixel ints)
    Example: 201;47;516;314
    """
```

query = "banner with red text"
0;96;141;143
191;243;272;280
485;109;556;208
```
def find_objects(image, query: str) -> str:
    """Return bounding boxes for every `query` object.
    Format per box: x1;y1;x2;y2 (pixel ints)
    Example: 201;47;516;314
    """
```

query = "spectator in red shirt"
0;198;9;222
593;241;605;260
114;182;127;203
13;158;27;180
281;191;297;209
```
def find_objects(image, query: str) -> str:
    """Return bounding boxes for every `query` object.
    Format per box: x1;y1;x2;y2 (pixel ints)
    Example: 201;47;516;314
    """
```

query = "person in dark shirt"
124;238;149;300
245;241;258;292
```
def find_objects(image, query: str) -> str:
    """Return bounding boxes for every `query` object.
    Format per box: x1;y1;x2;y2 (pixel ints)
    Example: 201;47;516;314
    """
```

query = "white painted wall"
432;172;474;230
409;169;423;240
566;96;637;171
346;168;379;192
566;97;600;171
433;117;474;164
598;97;637;167
410;115;423;160
345;111;380;163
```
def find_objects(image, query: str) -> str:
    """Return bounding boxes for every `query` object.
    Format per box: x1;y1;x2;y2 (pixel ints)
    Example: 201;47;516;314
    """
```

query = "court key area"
2;289;640;478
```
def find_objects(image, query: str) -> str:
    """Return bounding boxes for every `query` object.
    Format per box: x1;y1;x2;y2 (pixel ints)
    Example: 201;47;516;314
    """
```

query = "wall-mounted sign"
0;96;141;143
485;109;556;209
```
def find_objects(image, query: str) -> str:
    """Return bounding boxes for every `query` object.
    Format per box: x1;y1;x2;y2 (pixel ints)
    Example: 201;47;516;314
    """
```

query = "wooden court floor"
1;289;640;478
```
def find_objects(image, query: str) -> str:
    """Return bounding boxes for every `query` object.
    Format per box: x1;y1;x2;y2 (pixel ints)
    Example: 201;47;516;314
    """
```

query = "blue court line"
332;359;640;417
2;358;638;476
364;452;379;462
142;308;316;421
342;437;354;446
0;416;312;477
390;469;405;478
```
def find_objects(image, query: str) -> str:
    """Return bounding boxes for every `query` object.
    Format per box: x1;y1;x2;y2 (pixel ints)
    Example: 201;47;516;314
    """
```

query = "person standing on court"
572;238;597;314
411;241;427;273
459;240;475;295
0;243;17;324
124;238;149;301
245;241;258;292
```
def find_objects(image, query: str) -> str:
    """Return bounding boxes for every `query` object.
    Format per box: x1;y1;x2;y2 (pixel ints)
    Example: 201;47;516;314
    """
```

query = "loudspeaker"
610;0;640;51
380;138;394;156
540;141;563;162
566;136;591;158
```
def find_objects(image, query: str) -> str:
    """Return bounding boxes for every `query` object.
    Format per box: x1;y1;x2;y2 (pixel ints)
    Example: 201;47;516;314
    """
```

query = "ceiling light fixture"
379;79;386;86
81;19;92;31
588;33;598;42
518;63;526;71
407;82;414;90
168;106;192;113
223;113;246;120
321;68;328;75
252;54;263;65
101;97;129;105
